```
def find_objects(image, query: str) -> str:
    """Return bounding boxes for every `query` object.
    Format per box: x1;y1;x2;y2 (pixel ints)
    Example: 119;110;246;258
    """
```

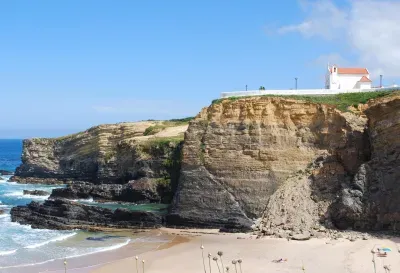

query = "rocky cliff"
10;93;400;235
12;121;187;200
168;94;400;234
330;95;400;231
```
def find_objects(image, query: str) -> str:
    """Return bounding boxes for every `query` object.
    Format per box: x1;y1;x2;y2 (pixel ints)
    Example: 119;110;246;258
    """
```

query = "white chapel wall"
337;74;368;89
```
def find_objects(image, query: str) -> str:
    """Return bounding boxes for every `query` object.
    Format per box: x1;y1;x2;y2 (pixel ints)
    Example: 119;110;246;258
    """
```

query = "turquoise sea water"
0;140;168;271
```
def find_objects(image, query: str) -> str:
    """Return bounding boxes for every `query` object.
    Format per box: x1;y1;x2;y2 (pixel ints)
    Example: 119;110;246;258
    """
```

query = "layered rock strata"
10;94;400;235
11;121;186;186
168;96;371;232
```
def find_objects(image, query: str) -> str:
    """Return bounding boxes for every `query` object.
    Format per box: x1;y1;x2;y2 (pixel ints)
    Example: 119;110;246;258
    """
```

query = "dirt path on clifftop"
154;125;188;137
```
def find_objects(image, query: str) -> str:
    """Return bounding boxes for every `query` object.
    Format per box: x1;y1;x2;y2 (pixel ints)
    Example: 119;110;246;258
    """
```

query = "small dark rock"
23;190;49;196
291;232;311;241
0;170;14;175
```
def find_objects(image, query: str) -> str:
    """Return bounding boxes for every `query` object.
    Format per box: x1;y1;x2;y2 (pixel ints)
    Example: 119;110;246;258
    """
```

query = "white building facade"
325;65;372;90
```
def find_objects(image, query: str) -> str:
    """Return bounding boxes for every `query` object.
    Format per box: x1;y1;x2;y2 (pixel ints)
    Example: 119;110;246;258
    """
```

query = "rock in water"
10;199;162;230
0;170;13;175
23;190;49;196
0;209;5;215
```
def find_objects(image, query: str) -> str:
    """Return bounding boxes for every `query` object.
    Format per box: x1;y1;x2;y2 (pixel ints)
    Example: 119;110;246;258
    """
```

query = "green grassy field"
212;90;398;112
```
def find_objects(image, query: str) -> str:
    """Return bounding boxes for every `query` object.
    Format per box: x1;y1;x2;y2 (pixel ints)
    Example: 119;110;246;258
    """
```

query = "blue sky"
1;0;399;138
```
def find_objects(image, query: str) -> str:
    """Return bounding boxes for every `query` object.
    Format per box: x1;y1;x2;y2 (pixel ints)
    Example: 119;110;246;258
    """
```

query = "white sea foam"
3;191;50;200
23;194;50;200
67;238;132;259
24;232;77;249
72;197;94;203
3;191;21;197
0;214;8;219
0;249;17;256
0;238;133;269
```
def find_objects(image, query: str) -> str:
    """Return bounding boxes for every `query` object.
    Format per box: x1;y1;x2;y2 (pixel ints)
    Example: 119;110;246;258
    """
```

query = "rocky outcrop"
50;179;169;203
10;199;163;230
330;95;400;231
23;190;49;196
0;170;13;175
168;96;370;231
0;209;5;215
11;122;186;193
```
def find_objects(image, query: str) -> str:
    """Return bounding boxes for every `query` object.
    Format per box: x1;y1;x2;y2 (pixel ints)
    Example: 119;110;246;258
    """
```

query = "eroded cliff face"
331;95;400;231
12;122;186;192
168;97;370;231
10;94;400;234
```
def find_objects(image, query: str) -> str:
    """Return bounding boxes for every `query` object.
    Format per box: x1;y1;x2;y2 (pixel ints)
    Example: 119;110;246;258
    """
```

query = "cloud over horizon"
278;0;400;79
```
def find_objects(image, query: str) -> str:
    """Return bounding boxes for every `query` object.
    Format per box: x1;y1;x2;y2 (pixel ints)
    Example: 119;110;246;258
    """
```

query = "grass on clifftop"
139;136;184;156
143;117;193;136
212;91;397;112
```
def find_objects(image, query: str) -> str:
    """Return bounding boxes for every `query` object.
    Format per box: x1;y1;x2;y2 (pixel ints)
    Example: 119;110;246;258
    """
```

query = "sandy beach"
78;228;400;273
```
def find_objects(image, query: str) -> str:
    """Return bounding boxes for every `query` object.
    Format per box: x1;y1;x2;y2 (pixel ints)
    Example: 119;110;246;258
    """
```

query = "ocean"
0;140;169;272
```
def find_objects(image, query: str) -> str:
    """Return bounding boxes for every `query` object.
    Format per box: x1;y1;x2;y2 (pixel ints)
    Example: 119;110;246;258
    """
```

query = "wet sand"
2;230;174;273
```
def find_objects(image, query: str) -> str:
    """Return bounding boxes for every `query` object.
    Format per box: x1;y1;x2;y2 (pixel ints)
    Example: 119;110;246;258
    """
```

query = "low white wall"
220;87;398;98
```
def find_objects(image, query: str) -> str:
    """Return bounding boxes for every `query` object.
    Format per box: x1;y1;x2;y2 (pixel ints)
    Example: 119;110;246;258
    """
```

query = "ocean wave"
3;191;20;197
67;238;132;259
0;214;8;219
0;249;17;256
23;194;50;200
24;232;77;249
3;191;50;200
72;197;94;203
0;238;132;270
0;175;12;182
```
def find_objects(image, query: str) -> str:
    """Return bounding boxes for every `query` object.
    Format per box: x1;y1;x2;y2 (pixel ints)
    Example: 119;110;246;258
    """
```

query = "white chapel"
326;65;372;90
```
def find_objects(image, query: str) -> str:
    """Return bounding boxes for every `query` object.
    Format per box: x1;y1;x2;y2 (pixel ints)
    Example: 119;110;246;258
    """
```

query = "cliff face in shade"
12;122;186;186
330;95;400;231
167;97;370;230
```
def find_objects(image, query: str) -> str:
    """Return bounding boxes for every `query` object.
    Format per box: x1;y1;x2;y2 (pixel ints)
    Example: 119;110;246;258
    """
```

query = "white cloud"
313;53;350;67
278;1;348;40
278;0;400;78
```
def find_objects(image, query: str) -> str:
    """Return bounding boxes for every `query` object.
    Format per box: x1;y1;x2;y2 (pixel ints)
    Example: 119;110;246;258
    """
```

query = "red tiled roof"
330;67;369;74
335;67;369;74
359;76;372;82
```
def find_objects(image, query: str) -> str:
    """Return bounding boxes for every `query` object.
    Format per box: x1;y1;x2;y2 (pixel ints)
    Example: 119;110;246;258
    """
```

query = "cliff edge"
12;120;188;191
168;93;400;234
